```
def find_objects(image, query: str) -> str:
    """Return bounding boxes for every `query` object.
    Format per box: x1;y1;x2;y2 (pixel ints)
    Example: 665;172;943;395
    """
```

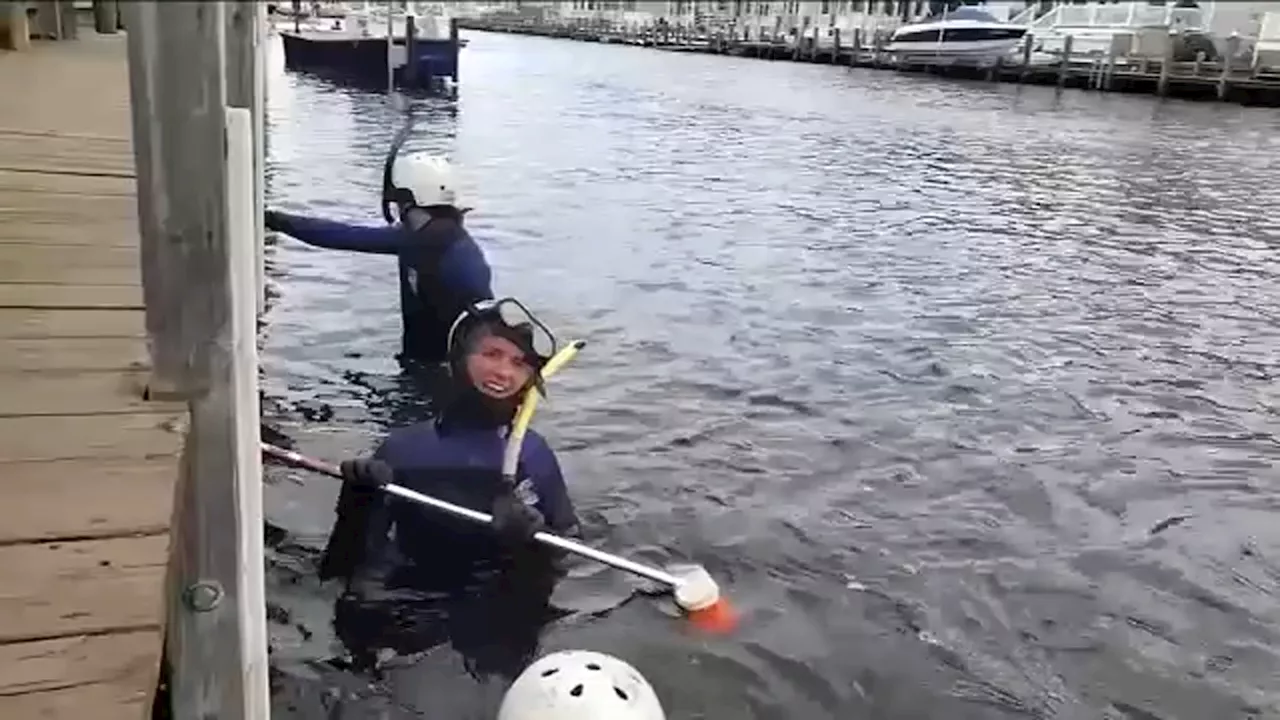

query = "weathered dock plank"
0;168;135;196
0;193;138;225
0;370;184;417
0;283;142;309
0;337;149;371
0;130;135;176
0;413;184;464
0;535;170;643
0;29;181;720
0;458;175;543
0;630;161;720
0;246;143;288
0;308;146;338
0;35;132;136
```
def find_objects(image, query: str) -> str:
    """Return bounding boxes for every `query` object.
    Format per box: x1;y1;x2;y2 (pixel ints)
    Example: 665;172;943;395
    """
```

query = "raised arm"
266;210;407;255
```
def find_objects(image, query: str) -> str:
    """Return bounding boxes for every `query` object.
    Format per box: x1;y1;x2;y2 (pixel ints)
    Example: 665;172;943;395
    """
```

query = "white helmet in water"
389;151;462;210
497;650;666;720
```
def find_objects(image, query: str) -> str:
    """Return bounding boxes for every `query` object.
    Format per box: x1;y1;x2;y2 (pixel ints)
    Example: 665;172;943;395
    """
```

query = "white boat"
886;6;1028;66
1015;1;1217;65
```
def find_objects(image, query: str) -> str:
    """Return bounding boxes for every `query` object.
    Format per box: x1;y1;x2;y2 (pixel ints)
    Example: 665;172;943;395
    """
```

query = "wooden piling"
404;14;419;86
122;2;269;718
224;104;269;720
1018;38;1032;82
832;28;841;64
450;17;460;82
225;1;266;314
1157;31;1173;97
1218;35;1238;101
254;1;267;313
1104;43;1118;90
1058;35;1073;88
1157;28;1172;96
851;28;862;66
93;0;118;34
2;0;30;51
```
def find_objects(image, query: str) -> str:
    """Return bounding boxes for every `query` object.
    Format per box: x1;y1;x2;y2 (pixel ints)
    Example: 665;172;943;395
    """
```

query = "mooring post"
55;0;76;39
122;2;269;718
254;0;267;313
1157;28;1174;97
225;1;266;314
404;13;418;87
1058;34;1073;88
92;0;119;34
1217;33;1238;102
450;16;460;82
2;1;30;51
1020;35;1032;82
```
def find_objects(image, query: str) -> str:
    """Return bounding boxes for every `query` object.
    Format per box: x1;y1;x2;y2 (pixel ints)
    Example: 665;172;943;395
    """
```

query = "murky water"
261;29;1280;720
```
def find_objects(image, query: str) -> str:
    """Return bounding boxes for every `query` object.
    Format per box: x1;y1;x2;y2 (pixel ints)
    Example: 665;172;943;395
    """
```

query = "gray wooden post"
56;0;76;39
2;1;30;51
225;0;266;314
93;0;119;34
122;2;268;718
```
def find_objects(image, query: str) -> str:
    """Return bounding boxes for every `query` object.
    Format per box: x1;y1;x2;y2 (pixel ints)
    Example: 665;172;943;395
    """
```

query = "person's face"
465;333;534;400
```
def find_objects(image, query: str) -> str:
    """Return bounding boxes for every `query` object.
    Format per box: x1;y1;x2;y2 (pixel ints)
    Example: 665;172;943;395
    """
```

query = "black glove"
339;458;394;489
491;487;546;545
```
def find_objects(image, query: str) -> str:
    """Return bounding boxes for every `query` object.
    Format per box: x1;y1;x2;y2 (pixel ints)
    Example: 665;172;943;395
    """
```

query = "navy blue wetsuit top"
268;213;494;364
358;420;578;586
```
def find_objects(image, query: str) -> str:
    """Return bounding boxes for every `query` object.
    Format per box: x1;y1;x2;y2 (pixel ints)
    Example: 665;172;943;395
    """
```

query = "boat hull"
887;24;1027;65
280;31;460;87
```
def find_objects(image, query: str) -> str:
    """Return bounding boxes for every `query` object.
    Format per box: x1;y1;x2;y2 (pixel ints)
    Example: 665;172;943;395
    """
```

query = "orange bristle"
686;598;739;634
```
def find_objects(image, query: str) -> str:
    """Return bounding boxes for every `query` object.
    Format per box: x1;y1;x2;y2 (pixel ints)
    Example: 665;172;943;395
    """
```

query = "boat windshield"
926;7;1000;23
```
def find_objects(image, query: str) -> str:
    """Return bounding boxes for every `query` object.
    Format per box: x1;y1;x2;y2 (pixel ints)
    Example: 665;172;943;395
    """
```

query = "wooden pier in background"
0;31;183;719
460;18;1280;107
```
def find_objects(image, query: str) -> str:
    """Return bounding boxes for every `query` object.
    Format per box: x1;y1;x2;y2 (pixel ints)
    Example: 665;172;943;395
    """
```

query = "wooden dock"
460;19;1280;107
0;31;184;720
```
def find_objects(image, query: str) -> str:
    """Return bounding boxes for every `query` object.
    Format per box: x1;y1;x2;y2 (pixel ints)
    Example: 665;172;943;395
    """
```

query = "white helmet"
497;650;666;720
389;152;462;210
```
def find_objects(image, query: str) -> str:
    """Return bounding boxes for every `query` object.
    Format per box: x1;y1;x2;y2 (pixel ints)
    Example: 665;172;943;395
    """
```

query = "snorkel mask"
447;298;558;397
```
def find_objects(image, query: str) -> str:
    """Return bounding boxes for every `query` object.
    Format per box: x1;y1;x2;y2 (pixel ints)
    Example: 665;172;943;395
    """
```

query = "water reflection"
263;29;1280;720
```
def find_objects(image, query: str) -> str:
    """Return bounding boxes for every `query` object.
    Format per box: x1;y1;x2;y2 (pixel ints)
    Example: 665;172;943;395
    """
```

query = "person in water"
264;153;494;367
321;298;579;679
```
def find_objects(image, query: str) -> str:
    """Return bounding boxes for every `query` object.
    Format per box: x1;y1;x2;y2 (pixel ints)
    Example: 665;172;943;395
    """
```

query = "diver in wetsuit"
320;298;579;679
264;153;493;368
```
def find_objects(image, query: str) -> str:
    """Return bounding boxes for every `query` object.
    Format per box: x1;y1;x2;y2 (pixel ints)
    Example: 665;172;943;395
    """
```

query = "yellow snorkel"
500;339;586;484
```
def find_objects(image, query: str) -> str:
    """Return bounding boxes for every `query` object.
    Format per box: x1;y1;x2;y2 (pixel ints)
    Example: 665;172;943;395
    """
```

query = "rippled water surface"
261;29;1280;720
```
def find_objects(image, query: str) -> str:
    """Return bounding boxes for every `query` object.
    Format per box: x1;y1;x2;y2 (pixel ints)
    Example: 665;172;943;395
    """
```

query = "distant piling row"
457;18;1280;107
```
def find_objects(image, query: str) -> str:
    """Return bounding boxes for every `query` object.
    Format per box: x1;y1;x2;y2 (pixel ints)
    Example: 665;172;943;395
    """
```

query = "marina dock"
0;30;182;720
0;3;271;718
459;16;1280;107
